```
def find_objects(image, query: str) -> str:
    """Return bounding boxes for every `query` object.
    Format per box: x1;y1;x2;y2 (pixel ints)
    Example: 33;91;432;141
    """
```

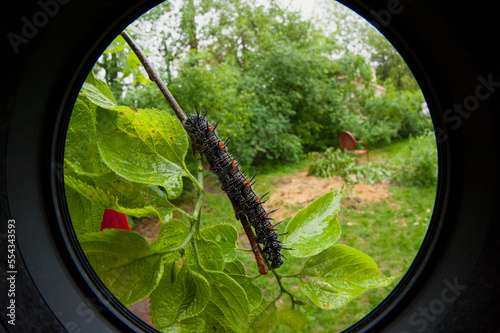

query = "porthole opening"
63;0;437;332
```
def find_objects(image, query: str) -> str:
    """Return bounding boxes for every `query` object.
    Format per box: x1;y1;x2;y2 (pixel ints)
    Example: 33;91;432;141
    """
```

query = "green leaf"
65;173;175;223
277;309;306;333
64;184;104;237
171;257;186;284
299;245;396;310
248;300;278;333
224;261;262;311
195;238;225;271
84;71;117;105
151;220;190;251
150;264;210;330
65;97;109;176
160;317;206;333
104;44;126;54
65;174;115;208
127;51;141;71
79;229;164;305
80;82;117;110
201;270;250;333
137;71;150;85
92;172;175;222
284;186;343;258
200;224;238;263
122;67;132;81
95;107;191;198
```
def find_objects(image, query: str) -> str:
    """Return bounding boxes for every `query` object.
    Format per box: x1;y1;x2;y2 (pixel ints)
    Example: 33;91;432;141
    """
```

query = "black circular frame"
1;0;500;332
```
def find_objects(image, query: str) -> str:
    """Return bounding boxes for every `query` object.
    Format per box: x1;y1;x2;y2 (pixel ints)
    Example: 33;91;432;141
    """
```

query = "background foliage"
98;0;432;167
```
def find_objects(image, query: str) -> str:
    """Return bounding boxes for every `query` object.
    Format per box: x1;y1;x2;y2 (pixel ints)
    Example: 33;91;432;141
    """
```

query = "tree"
321;0;419;91
366;29;419;91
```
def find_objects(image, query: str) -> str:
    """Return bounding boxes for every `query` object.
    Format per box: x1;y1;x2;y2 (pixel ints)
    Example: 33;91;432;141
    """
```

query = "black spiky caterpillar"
184;111;290;269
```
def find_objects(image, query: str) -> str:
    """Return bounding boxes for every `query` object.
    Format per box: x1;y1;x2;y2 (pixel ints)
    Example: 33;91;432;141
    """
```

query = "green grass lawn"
172;138;436;332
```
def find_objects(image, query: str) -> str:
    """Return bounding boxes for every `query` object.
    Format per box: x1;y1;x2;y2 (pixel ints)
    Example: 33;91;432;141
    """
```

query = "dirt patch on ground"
266;170;390;221
127;298;152;326
131;216;161;243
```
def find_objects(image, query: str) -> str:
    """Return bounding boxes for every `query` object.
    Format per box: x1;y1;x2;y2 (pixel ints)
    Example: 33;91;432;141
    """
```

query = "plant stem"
120;30;186;124
160;222;197;255
273;271;296;309
236;248;253;252
192;152;205;233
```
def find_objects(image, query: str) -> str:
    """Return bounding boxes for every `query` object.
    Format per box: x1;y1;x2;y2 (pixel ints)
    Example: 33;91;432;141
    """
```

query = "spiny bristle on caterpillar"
260;191;270;200
235;154;245;164
183;111;293;270
267;208;279;216
273;220;284;227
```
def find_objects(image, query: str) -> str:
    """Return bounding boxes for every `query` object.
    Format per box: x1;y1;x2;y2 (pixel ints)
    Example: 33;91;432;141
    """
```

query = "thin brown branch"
240;215;268;275
228;196;268;275
120;30;186;123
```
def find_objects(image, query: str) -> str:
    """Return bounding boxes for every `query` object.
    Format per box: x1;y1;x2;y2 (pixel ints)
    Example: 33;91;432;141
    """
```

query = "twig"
227;194;268;275
273;271;295;308
241;215;268;275
120;30;186;123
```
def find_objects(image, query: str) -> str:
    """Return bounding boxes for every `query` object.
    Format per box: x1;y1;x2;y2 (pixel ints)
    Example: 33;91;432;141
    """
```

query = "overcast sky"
277;0;321;20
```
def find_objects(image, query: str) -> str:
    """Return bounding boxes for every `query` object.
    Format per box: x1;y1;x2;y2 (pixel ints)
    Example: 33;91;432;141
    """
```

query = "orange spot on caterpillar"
232;160;238;169
270;224;274;230
209;126;214;132
256;197;261;204
244;179;251;188
219;141;225;149
265;213;269;218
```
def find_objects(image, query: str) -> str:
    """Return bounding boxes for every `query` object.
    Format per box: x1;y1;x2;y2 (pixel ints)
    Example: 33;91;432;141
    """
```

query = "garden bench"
339;131;369;161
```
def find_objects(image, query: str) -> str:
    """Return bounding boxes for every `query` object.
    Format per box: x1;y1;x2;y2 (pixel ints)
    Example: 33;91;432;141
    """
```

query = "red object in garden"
100;209;131;231
339;131;369;161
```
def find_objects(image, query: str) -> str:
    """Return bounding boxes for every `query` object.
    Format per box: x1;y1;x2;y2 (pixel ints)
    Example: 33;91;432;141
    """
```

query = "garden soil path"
126;169;391;326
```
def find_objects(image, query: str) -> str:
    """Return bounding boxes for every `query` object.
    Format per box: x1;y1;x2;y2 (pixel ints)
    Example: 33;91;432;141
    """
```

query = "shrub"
362;89;432;147
308;148;390;184
392;131;438;188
